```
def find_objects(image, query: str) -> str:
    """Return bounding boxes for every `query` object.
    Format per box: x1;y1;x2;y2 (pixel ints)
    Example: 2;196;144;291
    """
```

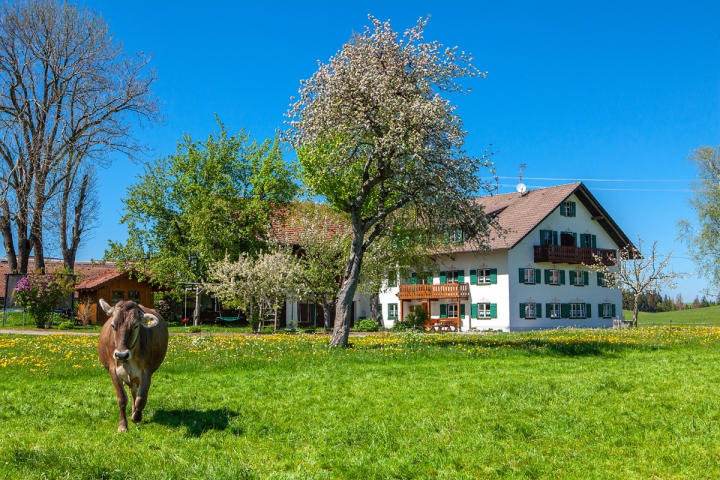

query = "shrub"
354;318;380;332
392;321;408;331
13;274;74;328
188;326;202;333
58;321;74;330
405;305;429;329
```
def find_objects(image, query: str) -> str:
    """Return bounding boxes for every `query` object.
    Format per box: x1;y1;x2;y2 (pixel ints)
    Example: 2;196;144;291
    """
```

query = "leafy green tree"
678;146;720;285
105;121;297;290
286;17;496;346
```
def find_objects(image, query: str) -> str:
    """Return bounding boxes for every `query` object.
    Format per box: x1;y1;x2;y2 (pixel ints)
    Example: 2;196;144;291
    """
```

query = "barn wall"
78;278;156;324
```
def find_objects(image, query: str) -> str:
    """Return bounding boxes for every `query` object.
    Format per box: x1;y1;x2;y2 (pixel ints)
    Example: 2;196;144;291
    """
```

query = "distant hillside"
622;305;720;326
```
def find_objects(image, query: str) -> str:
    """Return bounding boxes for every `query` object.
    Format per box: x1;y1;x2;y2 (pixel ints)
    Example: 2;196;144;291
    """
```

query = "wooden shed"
77;270;158;324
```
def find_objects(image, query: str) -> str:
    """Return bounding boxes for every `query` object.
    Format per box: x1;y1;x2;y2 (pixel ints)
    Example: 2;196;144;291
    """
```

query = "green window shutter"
460;304;466;317
411;272;417;285
586;304;592;318
489;269;497;284
440;271;447;284
490;303;498;318
471;303;478;319
592;235;597;248
535;269;541;283
571;201;576;217
580;234;587;247
553;231;558;245
560;270;566;285
572;232;578;246
560;205;567;217
561;303;570;318
584;271;589;286
427;274;433;284
440;304;447;318
544;269;550;284
540;229;549;244
546;303;552;318
519;303;526;318
458;270;465;283
470;269;477;285
598;304;603;318
536;303;542;318
611;304;616;317
597;272;603;286
387;303;391;319
519;268;525;284
569;270;575;284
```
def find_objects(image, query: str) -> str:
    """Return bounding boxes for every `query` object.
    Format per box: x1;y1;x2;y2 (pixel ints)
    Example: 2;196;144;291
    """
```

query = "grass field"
624;304;720;326
3;328;720;479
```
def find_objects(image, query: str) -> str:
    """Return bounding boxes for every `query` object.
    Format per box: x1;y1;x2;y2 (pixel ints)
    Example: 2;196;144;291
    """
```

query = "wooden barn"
76;270;158;324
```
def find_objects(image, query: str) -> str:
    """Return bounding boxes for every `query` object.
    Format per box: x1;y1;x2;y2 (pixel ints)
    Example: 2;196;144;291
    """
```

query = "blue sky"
69;0;719;300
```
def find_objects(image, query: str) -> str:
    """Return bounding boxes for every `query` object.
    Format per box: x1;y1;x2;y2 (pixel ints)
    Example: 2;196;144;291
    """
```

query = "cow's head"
99;299;160;362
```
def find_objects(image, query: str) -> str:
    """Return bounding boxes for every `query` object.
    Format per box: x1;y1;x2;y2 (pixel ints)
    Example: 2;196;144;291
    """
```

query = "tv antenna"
516;163;527;193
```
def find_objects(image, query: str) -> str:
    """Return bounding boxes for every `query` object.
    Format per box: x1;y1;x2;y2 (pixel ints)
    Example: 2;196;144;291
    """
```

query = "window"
447;303;458;318
570;303;587;319
111;290;124;305
387;270;397;287
449;229;464;244
597;272;609;287
561;200;576;217
571;270;588;286
472;268;496;285
388;303;398;319
601;303;615;318
410;272;432;285
472;303;497;319
549;303;561;319
520;302;541;319
447;270;459;284
128;290;141;303
524;268;536;284
549;269;560;285
580;234;596;248
540;229;557;245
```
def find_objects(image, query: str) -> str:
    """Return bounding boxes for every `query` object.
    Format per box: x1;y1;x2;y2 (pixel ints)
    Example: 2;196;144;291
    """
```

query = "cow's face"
99;299;159;362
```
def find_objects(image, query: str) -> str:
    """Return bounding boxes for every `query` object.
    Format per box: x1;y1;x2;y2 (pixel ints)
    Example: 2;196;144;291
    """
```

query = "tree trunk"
330;230;365;347
0;198;17;273
633;294;639;327
370;294;384;328
193;286;201;326
322;298;333;330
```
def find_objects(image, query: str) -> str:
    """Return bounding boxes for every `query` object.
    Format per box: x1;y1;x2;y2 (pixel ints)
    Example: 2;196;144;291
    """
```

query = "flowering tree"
205;248;304;333
13;274;74;328
286;16;496;346
586;238;687;327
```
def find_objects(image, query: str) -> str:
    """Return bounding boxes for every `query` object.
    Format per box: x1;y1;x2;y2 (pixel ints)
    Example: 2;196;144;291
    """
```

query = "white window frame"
549;269;560;285
524;268;536;285
563;201;574;216
447;303;458;318
582;235;593;248
477;268;491;284
601;273;609;287
570;303;586;319
388;303;398;319
449;230;464;243
574;271;585;286
525;303;537;319
550;303;561;319
447;270;459;284
478;303;491;319
602;303;612;318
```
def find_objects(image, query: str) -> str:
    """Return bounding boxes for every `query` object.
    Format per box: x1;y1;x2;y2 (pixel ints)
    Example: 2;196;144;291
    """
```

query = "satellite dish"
516;183;527;193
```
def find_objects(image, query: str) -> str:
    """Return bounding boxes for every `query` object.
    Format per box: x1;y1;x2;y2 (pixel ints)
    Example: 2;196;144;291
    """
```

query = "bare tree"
0;0;161;273
587;238;687;327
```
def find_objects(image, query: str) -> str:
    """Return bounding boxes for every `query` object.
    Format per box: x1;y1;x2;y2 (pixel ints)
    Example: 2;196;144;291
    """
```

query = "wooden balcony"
534;245;617;266
398;283;470;300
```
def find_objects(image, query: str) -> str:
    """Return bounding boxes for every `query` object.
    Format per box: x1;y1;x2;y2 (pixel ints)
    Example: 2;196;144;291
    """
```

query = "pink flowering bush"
13;274;73;328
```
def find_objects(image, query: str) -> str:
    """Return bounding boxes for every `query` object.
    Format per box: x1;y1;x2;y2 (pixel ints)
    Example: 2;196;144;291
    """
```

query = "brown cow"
97;299;169;432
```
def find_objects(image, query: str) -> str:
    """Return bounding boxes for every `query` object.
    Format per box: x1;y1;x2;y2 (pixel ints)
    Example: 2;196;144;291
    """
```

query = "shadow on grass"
152;408;241;437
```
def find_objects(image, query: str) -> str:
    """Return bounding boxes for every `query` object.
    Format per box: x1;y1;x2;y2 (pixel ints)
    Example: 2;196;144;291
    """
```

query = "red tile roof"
0;259;118;298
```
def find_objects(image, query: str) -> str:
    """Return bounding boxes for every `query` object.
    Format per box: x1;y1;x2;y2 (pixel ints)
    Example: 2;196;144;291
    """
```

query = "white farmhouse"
379;182;632;331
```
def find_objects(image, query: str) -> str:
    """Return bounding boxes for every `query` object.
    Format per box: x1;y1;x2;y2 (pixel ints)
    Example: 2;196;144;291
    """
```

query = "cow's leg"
109;369;129;432
131;372;152;423
128;378;140;423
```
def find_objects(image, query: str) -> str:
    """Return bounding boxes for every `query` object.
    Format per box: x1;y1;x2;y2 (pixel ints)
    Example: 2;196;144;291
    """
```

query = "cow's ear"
142;313;160;328
99;299;113;316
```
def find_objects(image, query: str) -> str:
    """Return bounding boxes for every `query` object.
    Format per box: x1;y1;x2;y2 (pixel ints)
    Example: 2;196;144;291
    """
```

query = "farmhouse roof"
0;259;119;297
466;182;633;252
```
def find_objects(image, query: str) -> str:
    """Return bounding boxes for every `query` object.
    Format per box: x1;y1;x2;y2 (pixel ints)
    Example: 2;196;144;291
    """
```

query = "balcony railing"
534;245;617;266
398;283;470;300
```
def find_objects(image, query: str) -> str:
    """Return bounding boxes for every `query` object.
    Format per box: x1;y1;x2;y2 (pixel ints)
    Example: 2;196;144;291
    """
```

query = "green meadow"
624;304;720;326
2;328;720;479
